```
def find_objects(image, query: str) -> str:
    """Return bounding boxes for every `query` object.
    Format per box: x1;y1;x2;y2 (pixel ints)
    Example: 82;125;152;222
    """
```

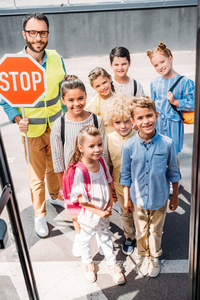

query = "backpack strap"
76;161;91;198
61;114;65;147
133;79;137;96
93;114;98;129
169;76;184;92
169;76;184;120
99;157;108;181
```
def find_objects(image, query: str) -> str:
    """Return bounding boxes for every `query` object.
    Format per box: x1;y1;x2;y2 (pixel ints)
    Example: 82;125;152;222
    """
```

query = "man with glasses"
1;12;66;238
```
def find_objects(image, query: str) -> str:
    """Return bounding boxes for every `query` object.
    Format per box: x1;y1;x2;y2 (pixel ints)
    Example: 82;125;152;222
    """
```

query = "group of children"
50;42;194;284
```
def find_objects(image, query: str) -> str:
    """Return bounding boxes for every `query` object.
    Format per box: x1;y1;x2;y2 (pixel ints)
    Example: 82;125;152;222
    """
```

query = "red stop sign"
0;54;47;107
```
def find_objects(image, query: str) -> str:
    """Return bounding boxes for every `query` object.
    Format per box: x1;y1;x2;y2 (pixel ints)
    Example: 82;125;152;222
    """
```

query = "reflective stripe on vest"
34;94;60;108
18;50;65;137
29;109;62;125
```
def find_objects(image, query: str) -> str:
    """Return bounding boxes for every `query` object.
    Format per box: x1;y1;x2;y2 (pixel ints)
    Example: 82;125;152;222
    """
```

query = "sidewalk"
0;51;195;300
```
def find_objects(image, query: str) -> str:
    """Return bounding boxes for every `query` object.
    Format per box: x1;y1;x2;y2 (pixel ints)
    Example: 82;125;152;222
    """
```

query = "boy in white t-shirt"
109;46;145;97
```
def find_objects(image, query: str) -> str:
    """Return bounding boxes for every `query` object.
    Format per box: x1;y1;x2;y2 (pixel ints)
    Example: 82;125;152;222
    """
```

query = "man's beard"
26;39;48;53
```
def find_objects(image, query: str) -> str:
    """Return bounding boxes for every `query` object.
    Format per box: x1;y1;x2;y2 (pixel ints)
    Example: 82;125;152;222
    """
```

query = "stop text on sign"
0;71;42;91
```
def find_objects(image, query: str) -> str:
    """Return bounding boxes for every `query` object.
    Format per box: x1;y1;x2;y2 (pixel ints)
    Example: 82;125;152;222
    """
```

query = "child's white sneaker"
148;257;160;278
82;262;96;282
107;264;126;285
137;256;149;277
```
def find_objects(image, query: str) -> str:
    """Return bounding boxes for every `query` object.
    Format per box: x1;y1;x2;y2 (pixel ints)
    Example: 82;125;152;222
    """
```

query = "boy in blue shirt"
120;96;181;278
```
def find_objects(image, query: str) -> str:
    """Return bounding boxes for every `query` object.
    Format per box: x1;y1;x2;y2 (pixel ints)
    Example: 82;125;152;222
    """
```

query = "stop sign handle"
22;107;30;163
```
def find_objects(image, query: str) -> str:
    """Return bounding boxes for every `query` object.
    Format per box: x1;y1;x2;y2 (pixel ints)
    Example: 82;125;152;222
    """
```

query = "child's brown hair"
61;75;86;99
88;67;115;92
130;96;157;118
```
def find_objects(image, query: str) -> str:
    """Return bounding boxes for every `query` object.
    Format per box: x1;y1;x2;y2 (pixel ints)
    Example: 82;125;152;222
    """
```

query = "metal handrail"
0;130;39;300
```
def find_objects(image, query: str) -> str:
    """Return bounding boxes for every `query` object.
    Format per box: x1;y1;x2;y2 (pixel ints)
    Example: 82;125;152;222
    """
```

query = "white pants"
79;217;116;266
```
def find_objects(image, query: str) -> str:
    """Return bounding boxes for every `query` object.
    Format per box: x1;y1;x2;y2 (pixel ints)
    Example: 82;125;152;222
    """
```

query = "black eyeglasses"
24;30;49;38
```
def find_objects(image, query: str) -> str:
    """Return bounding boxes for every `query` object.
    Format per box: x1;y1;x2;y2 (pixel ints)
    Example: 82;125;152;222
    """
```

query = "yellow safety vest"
18;50;65;137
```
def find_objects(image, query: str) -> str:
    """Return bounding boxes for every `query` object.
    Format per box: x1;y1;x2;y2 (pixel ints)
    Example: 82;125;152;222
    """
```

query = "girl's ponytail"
68;136;82;167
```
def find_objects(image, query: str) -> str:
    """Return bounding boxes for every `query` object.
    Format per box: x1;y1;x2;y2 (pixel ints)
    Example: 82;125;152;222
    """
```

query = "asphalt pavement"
0;50;195;300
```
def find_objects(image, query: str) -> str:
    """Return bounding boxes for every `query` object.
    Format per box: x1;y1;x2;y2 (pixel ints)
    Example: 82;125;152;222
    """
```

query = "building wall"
0;6;197;58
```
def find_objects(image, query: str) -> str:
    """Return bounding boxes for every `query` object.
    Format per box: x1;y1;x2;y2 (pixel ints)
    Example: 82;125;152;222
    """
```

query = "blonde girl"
68;125;125;284
86;67;115;134
147;42;194;168
50;75;108;255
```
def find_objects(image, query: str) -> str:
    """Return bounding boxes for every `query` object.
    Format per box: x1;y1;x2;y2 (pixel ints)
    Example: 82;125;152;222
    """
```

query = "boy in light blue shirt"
120;96;181;278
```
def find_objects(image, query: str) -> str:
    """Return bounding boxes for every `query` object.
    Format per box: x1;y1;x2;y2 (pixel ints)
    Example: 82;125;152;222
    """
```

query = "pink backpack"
63;157;108;203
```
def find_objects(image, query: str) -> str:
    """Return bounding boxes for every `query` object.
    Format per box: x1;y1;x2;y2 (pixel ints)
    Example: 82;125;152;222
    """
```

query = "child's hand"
102;208;112;219
167;91;175;103
104;201;112;212
169;195;179;211
124;199;133;215
167;92;180;107
106;206;112;213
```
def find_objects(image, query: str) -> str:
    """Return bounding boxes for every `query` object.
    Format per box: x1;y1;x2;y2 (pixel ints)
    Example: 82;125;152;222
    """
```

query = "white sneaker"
137;256;149;277
72;234;81;257
107;264;126;285
148;257;161;277
34;216;49;238
50;197;65;209
82;262;96;282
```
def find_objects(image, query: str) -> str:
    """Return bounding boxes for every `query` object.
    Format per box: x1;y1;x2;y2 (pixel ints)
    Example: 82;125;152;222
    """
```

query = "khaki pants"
116;191;135;240
133;201;168;257
22;126;60;217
